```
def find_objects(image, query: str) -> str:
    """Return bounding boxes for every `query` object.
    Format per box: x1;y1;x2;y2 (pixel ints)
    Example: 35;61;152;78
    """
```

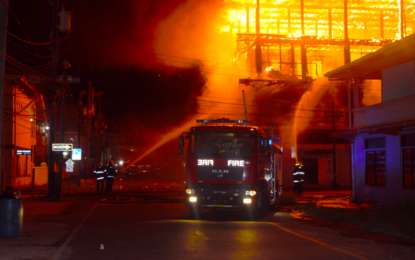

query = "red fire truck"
178;118;283;218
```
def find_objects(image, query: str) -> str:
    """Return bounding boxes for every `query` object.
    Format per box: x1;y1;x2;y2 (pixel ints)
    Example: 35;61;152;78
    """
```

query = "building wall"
382;61;415;102
298;147;351;189
336;149;352;187
3;83;36;189
354;94;415;128
354;133;415;208
34;163;48;186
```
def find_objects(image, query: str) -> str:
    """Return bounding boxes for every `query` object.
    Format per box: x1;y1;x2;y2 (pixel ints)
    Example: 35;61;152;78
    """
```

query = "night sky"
6;0;212;126
4;0;221;175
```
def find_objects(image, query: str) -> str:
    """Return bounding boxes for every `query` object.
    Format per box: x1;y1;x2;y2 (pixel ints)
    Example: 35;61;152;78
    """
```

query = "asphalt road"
44;192;415;260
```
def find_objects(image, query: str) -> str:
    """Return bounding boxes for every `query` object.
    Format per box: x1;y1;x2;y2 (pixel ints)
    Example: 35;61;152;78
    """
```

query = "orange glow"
292;78;331;160
143;0;413;167
361;80;382;106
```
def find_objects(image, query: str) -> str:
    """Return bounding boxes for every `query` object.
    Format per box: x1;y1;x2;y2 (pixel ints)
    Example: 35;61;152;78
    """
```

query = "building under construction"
224;0;414;79
223;0;415;189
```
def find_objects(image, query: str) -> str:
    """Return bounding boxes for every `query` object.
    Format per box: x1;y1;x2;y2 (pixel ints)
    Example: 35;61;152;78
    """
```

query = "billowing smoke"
80;0;353;177
153;0;253;118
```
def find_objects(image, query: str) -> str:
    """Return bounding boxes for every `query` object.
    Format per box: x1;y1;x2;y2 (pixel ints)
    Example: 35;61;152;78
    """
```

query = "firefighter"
293;162;305;195
106;160;118;191
94;162;106;192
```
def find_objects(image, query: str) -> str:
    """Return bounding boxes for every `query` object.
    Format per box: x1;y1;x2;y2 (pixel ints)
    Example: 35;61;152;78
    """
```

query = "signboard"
65;159;74;172
16;150;31;155
72;148;82;160
52;143;73;151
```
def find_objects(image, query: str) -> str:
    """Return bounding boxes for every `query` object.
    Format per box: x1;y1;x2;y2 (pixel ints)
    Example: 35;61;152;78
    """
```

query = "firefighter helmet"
109;160;114;165
295;162;303;168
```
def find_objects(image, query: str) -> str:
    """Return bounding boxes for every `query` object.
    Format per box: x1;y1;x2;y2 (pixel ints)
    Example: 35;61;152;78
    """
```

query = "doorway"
301;158;318;184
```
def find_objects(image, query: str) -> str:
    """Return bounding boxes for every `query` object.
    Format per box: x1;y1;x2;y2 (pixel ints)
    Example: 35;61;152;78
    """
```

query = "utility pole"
344;0;351;64
400;0;405;39
46;2;72;197
56;60;72;196
57;80;66;196
93;94;102;168
77;99;82;186
80;84;103;182
325;102;343;190
47;0;59;197
255;0;262;74
300;0;307;80
0;0;9;194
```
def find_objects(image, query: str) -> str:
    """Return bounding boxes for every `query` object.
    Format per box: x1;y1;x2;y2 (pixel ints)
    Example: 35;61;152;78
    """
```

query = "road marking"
163;219;366;259
51;203;99;260
266;222;367;260
195;230;208;240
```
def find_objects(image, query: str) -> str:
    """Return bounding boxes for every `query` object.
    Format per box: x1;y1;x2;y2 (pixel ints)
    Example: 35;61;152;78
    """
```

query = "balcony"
354;94;415;128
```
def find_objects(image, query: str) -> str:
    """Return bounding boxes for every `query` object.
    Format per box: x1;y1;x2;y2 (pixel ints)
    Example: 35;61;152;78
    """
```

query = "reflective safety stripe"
107;175;114;178
293;172;305;175
97;177;104;180
293;180;300;183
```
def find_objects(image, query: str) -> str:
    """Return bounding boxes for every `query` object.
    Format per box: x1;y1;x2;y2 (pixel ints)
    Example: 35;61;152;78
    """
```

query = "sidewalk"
0;178;187;259
0;199;96;259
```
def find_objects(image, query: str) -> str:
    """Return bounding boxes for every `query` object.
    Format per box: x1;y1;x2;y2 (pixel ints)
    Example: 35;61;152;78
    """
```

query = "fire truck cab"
178;118;283;219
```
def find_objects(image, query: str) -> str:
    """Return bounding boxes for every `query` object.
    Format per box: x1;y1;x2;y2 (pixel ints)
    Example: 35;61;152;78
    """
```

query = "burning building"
137;0;415;189
220;0;415;189
225;0;414;79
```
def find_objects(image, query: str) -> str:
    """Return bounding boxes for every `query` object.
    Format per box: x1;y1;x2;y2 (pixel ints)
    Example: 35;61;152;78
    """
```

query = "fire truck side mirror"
179;136;185;148
178;136;185;155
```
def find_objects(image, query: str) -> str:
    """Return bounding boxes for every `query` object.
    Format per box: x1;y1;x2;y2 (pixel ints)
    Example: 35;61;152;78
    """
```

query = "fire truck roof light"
196;118;250;125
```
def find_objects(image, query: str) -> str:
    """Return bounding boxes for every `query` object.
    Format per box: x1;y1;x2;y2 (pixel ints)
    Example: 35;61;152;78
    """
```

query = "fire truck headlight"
186;189;195;195
189;196;197;203
245;190;256;196
243;198;252;204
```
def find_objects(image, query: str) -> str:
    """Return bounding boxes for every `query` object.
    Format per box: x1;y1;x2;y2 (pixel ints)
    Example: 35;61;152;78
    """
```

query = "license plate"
213;190;227;195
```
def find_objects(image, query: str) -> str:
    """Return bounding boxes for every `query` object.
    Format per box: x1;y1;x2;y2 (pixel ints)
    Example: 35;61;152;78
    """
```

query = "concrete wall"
382;61;415;102
354;94;415;128
354;133;415;208
336;149;352;188
34;164;48;186
13;164;48;189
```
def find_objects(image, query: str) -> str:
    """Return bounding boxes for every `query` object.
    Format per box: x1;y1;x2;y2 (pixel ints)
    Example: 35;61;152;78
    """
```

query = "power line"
7;31;53;45
132;93;347;114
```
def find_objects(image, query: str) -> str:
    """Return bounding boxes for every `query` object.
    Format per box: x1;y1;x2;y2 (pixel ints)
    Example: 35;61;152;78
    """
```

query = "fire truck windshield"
191;131;255;159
